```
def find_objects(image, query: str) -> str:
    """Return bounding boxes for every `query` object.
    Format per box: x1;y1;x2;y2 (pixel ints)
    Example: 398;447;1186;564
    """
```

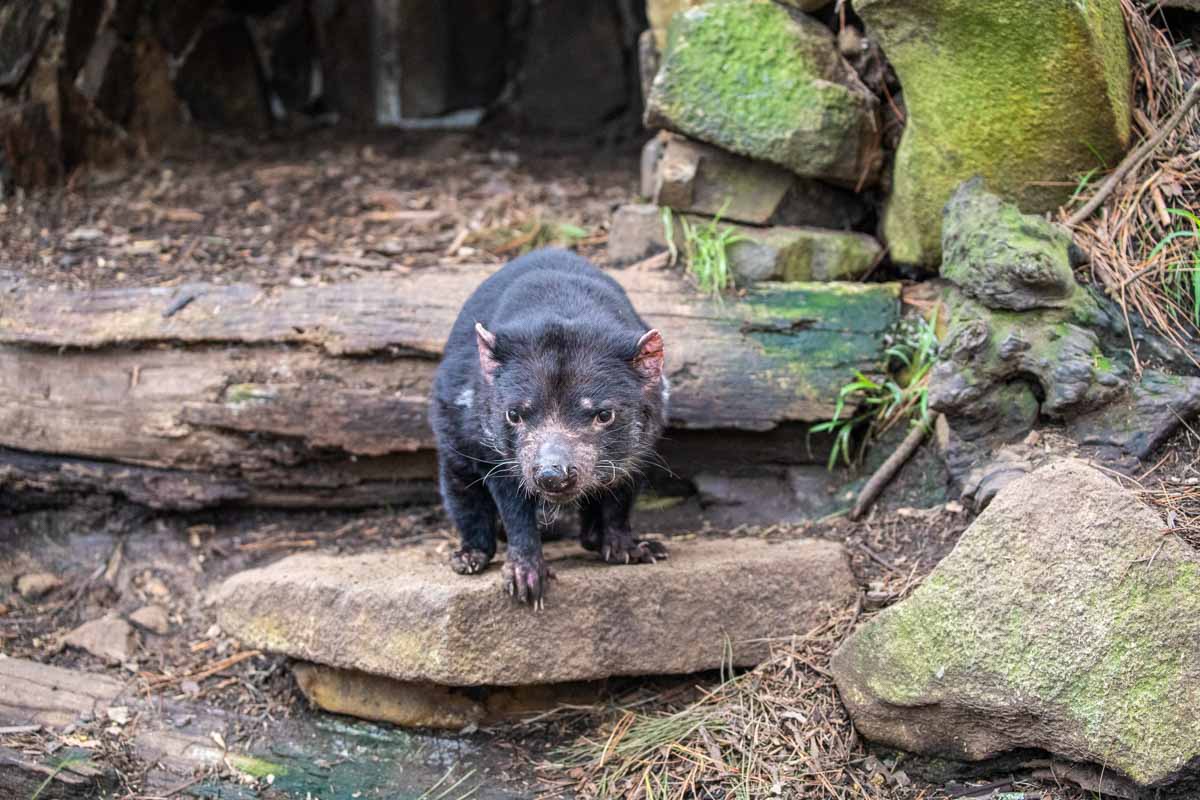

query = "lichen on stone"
832;460;1200;788
940;178;1085;312
856;0;1131;267
645;0;881;186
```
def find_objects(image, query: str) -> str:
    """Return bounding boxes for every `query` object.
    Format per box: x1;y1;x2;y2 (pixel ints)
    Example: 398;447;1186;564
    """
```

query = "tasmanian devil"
430;248;669;608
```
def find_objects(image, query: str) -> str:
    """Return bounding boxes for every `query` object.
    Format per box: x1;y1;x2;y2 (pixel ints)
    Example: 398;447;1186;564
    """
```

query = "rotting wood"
0;746;115;800
0;658;124;729
0;265;899;510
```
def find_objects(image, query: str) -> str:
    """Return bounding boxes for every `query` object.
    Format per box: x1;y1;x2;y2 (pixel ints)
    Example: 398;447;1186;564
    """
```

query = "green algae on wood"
832;460;1200;788
856;0;1131;267
645;0;882;186
727;282;900;420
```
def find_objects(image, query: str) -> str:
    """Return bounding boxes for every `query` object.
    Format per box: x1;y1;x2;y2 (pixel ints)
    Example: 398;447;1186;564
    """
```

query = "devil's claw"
501;554;555;608
450;548;492;575
601;534;669;565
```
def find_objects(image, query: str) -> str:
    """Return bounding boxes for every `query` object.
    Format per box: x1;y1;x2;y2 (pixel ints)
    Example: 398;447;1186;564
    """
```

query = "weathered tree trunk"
0;264;898;510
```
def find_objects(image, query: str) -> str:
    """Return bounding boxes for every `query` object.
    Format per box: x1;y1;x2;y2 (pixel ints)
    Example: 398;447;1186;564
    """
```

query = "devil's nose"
535;464;577;493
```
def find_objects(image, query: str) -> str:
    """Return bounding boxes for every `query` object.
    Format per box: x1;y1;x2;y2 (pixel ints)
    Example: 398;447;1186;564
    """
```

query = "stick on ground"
1065;81;1200;229
849;413;934;521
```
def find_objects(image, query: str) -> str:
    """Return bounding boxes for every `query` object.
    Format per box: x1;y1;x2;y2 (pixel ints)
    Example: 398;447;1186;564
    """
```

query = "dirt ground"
0;128;637;293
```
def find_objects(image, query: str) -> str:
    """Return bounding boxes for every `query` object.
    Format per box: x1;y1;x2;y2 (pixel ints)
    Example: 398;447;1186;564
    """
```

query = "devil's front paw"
600;530;669;565
501;552;556;609
450;548;492;575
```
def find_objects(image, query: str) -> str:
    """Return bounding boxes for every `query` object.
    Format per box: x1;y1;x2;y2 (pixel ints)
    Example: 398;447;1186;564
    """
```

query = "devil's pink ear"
633;329;664;382
475;322;500;383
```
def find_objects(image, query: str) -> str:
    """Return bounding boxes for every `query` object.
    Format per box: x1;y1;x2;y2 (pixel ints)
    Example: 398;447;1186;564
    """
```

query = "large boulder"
832;459;1200;789
856;0;1131;267
645;0;882;187
215;537;857;686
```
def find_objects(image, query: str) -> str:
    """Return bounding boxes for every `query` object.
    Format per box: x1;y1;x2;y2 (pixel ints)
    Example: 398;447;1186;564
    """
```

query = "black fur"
430;248;668;606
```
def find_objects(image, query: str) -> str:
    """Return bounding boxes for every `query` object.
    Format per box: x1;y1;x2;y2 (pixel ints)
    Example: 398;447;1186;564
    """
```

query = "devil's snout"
534;439;578;494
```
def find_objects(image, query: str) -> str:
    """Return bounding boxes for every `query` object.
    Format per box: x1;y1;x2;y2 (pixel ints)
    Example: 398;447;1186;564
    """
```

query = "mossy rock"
929;283;1122;422
832;459;1200;789
940;178;1081;311
723;222;882;283
856;0;1131;267
653;134;867;229
645;0;882;187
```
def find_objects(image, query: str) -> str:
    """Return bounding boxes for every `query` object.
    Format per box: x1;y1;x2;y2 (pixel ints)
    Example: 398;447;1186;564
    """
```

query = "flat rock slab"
652;134;866;230
216;537;856;686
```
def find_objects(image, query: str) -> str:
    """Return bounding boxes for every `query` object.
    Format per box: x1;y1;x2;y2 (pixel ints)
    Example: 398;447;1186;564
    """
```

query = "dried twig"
1066;82;1200;229
849;414;933;521
148;650;262;689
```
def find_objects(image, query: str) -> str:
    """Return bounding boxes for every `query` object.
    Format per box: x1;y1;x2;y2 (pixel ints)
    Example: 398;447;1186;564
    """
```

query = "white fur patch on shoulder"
455;387;475;409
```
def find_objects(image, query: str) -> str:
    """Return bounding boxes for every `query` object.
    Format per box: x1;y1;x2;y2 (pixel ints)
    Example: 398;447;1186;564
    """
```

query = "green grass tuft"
810;308;939;470
663;204;745;300
1149;208;1200;327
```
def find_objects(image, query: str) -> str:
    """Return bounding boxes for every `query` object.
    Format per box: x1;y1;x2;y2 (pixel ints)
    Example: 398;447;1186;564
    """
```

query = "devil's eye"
506;409;522;425
595;409;615;425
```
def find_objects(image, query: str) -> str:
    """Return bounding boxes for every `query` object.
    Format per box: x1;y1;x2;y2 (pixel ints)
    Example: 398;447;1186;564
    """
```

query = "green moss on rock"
719;222;882;283
645;0;881;186
930;285;1127;422
832;460;1200;788
856;0;1131;267
941;179;1086;312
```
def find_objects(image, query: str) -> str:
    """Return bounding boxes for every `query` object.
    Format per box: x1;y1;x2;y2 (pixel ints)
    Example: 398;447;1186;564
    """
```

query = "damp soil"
0;128;638;293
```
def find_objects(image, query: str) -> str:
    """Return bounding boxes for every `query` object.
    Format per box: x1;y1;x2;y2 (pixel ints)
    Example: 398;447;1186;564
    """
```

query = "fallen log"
0;657;125;728
0;264;899;510
0;746;116;800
